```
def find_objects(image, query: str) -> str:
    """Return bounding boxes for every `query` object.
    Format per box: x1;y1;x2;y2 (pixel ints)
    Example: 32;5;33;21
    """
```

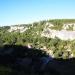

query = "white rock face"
46;22;54;27
70;53;74;58
41;29;75;40
47;50;54;58
8;26;28;33
41;22;75;40
27;44;32;48
63;23;75;30
20;28;28;33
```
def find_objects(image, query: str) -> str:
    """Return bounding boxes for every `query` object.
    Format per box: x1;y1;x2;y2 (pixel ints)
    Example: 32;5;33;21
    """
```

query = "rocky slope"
7;20;75;40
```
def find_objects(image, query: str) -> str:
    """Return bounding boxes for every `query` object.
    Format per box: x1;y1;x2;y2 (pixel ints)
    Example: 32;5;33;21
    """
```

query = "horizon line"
1;18;75;27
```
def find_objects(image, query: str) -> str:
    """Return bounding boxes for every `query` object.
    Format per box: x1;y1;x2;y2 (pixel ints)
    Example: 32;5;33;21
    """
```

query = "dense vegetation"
0;19;75;74
0;19;75;59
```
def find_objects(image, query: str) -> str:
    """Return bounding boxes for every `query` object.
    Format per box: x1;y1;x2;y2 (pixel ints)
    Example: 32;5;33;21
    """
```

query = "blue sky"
0;0;75;26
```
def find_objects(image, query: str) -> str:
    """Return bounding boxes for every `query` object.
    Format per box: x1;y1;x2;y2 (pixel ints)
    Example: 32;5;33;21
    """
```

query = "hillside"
1;19;75;59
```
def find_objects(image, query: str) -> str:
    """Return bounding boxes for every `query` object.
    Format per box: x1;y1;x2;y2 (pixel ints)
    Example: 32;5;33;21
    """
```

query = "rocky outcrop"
41;29;75;40
63;23;75;30
8;26;28;33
